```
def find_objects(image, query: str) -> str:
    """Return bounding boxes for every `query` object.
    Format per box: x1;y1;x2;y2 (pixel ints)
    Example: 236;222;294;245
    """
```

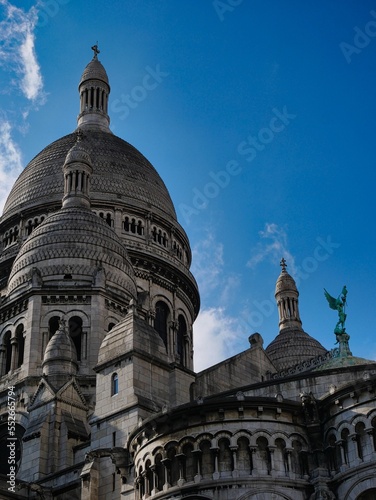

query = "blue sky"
0;0;375;371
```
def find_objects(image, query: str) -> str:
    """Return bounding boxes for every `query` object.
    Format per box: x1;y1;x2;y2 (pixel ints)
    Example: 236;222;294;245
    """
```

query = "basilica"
0;49;376;500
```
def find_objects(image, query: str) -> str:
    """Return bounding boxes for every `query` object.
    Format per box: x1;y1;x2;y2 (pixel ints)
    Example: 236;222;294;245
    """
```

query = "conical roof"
43;319;78;376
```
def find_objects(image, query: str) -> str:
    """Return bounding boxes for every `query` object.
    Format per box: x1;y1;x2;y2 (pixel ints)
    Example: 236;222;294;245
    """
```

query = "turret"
77;45;111;131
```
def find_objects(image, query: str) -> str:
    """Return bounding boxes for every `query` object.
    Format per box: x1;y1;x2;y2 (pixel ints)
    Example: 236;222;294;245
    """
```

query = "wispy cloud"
0;1;46;212
0;119;22;212
0;0;44;103
191;231;244;370
247;222;296;273
193;307;243;371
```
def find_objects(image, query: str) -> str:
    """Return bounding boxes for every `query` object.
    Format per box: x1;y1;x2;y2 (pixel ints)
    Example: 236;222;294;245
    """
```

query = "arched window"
218;437;233;476
177;315;187;365
69;316;83;361
49;316;60;339
1;331;12;376
16;325;25;368
111;373;118;395
237;436;252;475
108;322;115;332
154;301;169;349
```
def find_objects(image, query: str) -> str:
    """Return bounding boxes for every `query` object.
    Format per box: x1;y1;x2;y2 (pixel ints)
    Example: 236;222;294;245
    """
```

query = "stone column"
10;335;18;371
161;458;171;491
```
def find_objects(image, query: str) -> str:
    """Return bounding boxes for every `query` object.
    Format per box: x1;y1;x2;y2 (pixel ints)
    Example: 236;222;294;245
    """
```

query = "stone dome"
275;269;298;295
64;139;92;166
7;205;137;298
265;327;328;371
79;57;109;87
2;130;177;221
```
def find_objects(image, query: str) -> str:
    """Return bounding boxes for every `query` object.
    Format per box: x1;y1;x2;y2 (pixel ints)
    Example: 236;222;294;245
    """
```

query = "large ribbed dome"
8;205;137;298
2;131;177;220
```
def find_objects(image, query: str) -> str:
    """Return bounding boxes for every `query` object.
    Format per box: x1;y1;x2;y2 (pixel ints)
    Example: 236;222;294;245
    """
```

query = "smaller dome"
266;328;327;371
7;206;137;299
79;57;109;87
275;268;298;295
64;138;92;166
43;319;78;376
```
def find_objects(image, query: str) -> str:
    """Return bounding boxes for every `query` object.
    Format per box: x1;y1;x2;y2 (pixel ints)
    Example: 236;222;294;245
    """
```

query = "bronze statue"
324;286;347;335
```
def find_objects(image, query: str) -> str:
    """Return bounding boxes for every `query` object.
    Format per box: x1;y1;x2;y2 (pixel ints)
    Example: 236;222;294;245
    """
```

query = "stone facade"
0;50;375;500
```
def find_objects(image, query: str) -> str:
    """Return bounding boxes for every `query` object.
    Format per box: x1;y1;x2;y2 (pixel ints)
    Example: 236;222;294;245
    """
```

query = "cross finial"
91;44;100;59
280;257;287;272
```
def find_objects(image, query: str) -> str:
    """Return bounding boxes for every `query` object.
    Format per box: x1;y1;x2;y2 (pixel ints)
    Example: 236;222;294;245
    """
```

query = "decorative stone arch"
250;429;272;447
105;315;118;332
213;430;233;446
195;432;214;448
352;416;371;461
233;430;253;445
176;308;190;367
164;440;179;486
151;445;165;461
177;435;196;453
289;432;309;449
0;323;14;339
324;426;340;444
271;431;291;448
152;297;172;352
344;474;376;500
65;310;90;362
0;326;12;376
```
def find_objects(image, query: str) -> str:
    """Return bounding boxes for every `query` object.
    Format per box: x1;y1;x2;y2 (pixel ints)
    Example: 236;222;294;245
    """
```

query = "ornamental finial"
280;257;287;272
91;43;100;59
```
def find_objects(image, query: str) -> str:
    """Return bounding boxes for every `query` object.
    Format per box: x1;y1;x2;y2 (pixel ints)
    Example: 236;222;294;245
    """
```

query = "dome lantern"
77;45;111;132
275;257;302;332
62;130;93;208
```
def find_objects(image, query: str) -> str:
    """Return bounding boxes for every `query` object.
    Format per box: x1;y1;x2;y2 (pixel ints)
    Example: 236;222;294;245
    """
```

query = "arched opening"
154;453;164;491
357;489;376;500
108;322;115;332
256;436;271;475
16;324;25;368
182;442;195;482
154;301;169;349
2;331;12;375
49;316;60;339
111;373;118;396
166;447;179;486
355;422;367;461
177;315;187;365
237;436;252;475
341;428;350;465
218;437;233;476
199;440;213;479
69;316;83;361
275;438;288;475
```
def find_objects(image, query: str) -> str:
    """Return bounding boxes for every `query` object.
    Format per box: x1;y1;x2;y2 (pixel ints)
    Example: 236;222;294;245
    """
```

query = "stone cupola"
77;44;111;131
275;257;302;333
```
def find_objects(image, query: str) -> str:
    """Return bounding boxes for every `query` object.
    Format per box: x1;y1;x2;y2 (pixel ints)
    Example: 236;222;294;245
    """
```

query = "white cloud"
0;0;44;103
191;232;224;295
193;307;243;372
0;119;23;213
247;222;296;274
